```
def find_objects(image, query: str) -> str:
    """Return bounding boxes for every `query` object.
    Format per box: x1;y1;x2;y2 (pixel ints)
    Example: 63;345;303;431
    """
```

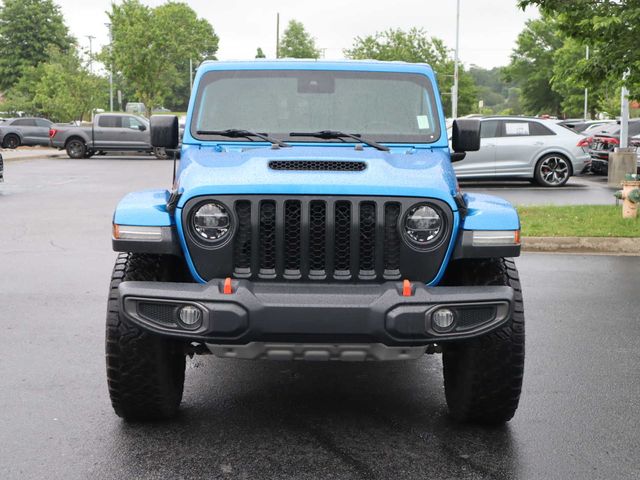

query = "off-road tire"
2;134;20;149
106;253;186;421
66;139;86;159
441;258;525;424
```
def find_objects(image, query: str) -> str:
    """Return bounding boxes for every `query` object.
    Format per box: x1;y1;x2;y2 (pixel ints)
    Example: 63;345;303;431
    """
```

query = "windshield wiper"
196;128;290;147
289;130;390;152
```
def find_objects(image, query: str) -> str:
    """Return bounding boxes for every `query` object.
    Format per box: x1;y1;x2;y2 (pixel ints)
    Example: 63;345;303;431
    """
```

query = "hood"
176;145;458;210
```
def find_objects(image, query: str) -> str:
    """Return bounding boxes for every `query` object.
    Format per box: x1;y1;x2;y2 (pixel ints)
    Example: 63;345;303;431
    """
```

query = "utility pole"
105;23;114;112
452;0;460;119
86;35;95;73
276;13;280;59
189;58;193;93
620;71;630;148
583;46;589;121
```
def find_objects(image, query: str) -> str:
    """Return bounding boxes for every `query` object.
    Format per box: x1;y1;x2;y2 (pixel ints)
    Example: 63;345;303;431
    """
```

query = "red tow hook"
223;277;233;294
402;279;413;297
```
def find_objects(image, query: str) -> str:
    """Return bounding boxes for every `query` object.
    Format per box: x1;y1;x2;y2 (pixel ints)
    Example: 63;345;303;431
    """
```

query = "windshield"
191;70;441;144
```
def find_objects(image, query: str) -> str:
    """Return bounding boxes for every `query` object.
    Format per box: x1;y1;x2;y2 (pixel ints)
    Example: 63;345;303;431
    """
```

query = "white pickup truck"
49;113;168;159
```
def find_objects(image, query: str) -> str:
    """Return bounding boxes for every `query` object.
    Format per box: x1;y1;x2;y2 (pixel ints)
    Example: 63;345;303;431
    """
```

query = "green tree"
3;48;108;122
518;0;640;95
255;47;266;59
344;28;477;116
503;16;564;115
0;0;73;91
278;20;320;59
103;0;219;113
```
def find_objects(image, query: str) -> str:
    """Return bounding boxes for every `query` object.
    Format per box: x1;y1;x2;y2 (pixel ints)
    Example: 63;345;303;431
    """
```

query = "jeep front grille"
182;196;453;283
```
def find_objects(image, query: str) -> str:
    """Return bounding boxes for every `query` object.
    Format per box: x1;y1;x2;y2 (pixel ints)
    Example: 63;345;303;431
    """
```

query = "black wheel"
2;134;20;149
534;153;571;187
66;139;86;159
106;253;186;421
153;147;169;160
441;258;525;424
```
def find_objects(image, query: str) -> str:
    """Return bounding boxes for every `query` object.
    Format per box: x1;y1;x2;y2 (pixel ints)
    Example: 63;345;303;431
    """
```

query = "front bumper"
118;279;514;349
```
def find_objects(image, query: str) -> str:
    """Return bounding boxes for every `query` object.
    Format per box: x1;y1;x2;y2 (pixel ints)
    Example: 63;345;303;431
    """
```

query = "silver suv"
453;116;589;187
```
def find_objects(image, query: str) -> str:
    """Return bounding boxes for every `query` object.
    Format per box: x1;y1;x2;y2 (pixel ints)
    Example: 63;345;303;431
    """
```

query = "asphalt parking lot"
1;156;638;480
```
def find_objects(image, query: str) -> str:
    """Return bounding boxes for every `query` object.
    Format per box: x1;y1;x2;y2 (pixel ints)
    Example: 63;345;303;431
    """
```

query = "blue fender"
462;193;520;231
113;189;174;226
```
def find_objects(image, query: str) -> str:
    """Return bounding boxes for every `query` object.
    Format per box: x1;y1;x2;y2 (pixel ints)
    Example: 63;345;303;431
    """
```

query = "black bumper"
118;280;514;346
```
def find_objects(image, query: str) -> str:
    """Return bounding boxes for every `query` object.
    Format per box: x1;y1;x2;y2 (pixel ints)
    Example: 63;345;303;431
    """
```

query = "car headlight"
404;204;443;247
192;202;231;242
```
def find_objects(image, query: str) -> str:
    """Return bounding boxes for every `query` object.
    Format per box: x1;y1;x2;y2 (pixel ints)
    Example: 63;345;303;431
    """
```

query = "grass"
517;205;640;238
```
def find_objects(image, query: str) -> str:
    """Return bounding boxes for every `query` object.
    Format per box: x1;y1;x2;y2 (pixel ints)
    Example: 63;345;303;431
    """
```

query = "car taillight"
49;128;58;138
577;136;592;147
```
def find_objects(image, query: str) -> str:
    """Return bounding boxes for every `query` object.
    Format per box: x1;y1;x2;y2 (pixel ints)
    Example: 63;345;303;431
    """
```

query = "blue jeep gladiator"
107;60;524;424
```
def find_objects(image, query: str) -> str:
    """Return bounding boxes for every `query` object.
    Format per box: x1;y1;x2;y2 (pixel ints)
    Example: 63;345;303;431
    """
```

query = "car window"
98;116;122;128
528;122;555;136
124;116;144;129
34;119;51;128
12;118;37;127
480;120;501;139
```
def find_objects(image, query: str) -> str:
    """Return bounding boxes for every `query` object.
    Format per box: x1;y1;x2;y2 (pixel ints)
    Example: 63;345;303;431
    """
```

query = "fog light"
178;305;202;328
432;308;456;331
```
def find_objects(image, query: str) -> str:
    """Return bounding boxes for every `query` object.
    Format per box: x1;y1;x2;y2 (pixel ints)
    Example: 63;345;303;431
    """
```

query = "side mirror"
451;119;481;162
138;124;147;132
150;115;179;149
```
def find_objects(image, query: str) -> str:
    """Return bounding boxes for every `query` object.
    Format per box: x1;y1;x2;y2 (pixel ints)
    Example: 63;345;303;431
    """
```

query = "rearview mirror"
451;119;481;160
150;115;179;149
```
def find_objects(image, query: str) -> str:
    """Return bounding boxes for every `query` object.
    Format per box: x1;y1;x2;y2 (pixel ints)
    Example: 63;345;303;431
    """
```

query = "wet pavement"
0;157;638;479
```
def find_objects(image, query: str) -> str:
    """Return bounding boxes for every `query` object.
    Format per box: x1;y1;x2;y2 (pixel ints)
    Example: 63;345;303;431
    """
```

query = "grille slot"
259;201;276;277
233;201;252;276
309;201;327;277
269;160;366;171
383;203;401;278
284;200;302;276
358;202;376;277
334;201;352;277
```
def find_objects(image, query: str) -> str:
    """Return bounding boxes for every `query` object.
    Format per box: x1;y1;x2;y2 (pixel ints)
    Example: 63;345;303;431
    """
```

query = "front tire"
534;153;571;187
66;139;87;159
2;134;20;149
106;253;186;421
441;258;525;424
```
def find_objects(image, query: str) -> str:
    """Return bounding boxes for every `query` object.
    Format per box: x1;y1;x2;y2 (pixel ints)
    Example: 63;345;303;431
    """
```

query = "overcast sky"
55;0;538;69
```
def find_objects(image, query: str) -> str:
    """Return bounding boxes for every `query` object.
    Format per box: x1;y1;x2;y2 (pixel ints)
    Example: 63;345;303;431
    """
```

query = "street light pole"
85;35;95;73
583;45;589;121
105;23;114;112
452;0;460;119
620;71;630;149
276;13;280;59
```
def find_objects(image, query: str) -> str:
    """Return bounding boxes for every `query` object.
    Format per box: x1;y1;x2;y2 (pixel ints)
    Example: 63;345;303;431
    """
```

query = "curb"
522;236;640;255
0;150;66;161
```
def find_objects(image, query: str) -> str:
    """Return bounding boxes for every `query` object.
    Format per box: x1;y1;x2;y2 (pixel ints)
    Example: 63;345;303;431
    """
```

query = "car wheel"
66;139;86;159
534;154;571;187
106;253;186;421
153;147;169;160
441;258;525;424
2;134;20;149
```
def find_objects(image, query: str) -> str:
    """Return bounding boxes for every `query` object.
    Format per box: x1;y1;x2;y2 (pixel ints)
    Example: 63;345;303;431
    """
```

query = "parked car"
0;117;53;148
49;113;166;159
588;120;640;175
453;116;590;187
107;60;525;424
558;119;614;134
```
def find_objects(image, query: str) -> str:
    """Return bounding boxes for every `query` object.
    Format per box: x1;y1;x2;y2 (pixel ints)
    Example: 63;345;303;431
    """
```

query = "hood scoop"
268;160;367;172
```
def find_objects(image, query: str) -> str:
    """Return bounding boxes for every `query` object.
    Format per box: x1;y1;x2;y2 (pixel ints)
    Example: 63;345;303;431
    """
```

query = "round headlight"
404;204;443;246
192;202;231;241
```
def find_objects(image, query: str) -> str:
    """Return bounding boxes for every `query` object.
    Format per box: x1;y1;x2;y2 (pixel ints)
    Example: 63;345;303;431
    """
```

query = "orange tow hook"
223;277;233;294
402;279;412;297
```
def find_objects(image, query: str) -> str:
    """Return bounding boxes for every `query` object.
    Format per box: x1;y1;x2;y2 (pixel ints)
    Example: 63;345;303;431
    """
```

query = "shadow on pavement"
103;357;520;479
